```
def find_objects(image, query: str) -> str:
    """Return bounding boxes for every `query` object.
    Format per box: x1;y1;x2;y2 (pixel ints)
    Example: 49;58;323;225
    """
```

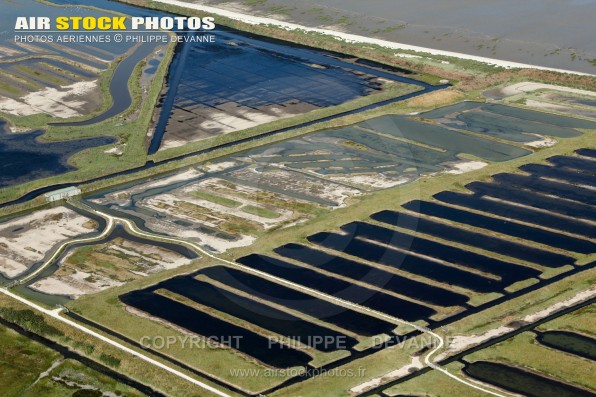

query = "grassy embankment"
383;361;488;397
465;332;595;391
537;303;595;336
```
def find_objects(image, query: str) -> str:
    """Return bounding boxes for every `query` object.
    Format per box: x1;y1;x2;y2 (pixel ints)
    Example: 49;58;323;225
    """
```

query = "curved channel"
51;42;159;127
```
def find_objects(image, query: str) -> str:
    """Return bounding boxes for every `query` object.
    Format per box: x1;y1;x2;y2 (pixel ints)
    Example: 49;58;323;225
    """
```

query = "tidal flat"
195;0;596;73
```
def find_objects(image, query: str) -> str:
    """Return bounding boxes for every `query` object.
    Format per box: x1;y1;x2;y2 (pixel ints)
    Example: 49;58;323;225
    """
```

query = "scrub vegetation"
0;323;145;397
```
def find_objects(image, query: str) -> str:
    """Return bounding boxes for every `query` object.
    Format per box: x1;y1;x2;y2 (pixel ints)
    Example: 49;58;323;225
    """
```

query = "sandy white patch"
143;215;256;253
0;80;98;118
445;160;488;174
350;356;423;393
330;174;411;190
31;238;194;298
30;269;123;299
497;82;596;98
525;136;557;148
104;146;124;156
0;207;94;278
395;53;422;59
201;161;238;173
92;169;203;205
522;287;596;323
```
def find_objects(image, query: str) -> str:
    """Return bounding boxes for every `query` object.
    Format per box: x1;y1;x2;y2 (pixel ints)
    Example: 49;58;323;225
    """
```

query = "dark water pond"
434;192;596;239
0;121;115;188
464;361;594;397
274;243;469;307
371;210;574;268
416;197;596;253
342;221;539;284
493;173;596;206
548;156;596;174
537;331;596;361
200;266;396;337
521;164;595;187
576;149;596;159
121;289;312;368
465;181;596;222
144;59;161;76
237;254;436;321
569;99;596;107
159;276;356;352
307;230;498;293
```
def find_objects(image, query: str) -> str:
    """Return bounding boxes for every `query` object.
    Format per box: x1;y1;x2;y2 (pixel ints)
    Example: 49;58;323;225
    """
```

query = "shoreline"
154;0;594;77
